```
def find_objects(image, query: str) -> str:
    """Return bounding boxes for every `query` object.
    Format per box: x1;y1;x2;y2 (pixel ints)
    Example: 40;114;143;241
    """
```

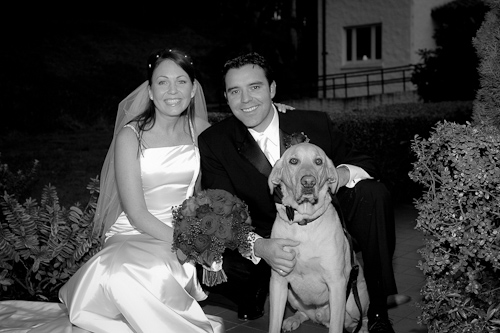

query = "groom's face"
224;64;276;132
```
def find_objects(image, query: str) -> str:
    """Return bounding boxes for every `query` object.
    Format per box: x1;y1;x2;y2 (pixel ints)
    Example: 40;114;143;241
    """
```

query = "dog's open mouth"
297;188;318;204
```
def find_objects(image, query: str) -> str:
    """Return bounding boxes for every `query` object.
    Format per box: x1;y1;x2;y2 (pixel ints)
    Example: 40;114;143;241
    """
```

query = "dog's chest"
286;239;347;305
274;218;350;300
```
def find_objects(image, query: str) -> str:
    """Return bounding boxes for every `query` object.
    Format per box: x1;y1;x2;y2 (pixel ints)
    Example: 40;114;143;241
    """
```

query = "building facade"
317;0;451;98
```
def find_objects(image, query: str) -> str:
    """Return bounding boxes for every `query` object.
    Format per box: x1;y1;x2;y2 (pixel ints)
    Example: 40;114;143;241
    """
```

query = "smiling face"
148;59;196;117
224;64;276;132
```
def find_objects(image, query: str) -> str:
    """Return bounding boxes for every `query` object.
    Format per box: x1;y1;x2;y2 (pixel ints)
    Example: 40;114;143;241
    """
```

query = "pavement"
200;203;428;333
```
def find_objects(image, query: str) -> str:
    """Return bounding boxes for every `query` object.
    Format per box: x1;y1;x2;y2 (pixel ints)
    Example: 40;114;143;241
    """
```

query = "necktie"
256;133;275;165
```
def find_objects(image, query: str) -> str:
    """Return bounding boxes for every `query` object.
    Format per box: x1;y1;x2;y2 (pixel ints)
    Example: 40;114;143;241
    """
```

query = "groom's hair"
222;52;275;87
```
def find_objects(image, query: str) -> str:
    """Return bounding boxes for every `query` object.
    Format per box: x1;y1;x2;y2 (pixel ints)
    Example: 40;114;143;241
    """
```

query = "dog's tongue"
297;202;315;216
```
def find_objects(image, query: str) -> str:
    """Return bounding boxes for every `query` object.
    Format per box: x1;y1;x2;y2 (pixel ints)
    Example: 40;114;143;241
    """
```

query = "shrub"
472;0;500;130
411;0;488;102
410;1;500;331
0;154;39;201
329;101;473;203
409;121;500;332
0;178;102;301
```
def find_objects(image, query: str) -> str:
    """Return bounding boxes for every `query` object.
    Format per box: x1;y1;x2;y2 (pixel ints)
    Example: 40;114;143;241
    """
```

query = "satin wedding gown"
58;130;224;333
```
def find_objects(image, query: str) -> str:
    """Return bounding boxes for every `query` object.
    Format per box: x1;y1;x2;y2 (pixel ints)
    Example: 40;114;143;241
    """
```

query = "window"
345;24;381;63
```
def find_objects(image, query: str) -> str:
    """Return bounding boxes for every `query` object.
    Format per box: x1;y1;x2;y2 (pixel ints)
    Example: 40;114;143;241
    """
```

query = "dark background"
3;2;318;133
1;2;318;206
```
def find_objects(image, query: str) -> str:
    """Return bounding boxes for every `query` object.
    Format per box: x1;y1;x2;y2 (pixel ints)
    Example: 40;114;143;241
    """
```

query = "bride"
57;48;224;333
0;47;300;332
0;45;306;332
0;48;223;333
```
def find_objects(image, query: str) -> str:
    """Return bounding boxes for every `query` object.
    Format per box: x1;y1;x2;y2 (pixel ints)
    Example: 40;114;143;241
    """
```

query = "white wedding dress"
0;140;224;333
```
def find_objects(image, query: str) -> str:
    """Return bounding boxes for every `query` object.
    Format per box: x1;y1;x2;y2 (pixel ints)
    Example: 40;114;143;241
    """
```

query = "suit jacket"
198;109;378;238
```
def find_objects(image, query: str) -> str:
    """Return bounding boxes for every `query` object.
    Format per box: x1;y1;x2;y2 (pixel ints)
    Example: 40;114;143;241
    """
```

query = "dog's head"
269;143;339;221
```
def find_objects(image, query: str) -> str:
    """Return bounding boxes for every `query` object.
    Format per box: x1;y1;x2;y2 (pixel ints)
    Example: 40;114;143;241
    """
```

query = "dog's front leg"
269;271;288;333
329;279;347;333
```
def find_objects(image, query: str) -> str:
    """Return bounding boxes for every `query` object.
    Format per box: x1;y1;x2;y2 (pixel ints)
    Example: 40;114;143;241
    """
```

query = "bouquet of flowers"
172;189;254;286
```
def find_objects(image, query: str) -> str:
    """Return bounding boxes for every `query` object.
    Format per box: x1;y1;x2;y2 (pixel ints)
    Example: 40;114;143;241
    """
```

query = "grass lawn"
1;128;114;208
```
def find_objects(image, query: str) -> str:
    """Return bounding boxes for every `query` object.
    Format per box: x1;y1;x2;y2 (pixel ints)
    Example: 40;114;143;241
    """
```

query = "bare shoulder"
116;123;140;149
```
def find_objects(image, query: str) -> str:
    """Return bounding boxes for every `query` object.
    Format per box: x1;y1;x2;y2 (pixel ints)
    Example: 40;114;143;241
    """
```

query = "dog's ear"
268;158;284;194
325;157;340;194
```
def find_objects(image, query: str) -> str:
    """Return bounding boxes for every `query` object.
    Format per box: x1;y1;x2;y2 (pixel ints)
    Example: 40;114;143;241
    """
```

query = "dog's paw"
314;306;330;325
282;312;308;332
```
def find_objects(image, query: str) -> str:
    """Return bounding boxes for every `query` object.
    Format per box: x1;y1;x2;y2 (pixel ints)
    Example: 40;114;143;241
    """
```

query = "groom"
198;52;398;333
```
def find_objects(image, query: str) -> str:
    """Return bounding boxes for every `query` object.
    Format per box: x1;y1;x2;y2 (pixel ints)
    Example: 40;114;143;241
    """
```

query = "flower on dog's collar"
284;132;310;150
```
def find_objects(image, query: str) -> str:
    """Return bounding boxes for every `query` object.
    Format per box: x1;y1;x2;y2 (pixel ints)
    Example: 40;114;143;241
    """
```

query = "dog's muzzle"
298;175;318;204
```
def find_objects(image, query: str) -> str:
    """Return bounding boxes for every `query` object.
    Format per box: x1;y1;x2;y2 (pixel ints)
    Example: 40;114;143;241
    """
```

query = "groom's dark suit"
198;109;397;317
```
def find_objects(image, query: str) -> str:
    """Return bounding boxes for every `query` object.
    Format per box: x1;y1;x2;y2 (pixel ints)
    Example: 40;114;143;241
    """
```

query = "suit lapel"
238;129;273;177
236;112;293;177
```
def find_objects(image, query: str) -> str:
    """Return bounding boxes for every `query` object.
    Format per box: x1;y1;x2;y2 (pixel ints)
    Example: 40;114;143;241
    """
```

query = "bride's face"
148;59;196;117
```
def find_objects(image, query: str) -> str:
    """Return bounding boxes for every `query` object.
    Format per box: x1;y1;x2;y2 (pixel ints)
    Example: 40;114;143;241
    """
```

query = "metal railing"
318;64;416;98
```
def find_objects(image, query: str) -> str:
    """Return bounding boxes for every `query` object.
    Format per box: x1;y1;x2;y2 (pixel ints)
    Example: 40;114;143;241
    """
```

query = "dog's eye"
315;158;323;165
289;158;299;165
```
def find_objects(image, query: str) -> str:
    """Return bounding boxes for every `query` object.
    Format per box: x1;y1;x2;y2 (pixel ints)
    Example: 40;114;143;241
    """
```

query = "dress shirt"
248;106;280;166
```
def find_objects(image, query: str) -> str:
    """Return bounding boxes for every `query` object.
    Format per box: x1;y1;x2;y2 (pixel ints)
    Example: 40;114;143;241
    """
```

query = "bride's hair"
131;48;197;140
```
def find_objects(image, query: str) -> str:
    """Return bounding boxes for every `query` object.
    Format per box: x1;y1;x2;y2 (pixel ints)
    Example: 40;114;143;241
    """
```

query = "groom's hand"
254;238;300;276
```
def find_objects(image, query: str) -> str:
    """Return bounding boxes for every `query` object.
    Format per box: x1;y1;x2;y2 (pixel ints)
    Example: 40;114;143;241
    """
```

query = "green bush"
329;101;473;203
409;1;500;331
0;177;102;301
0;154;39;201
409;121;500;332
410;0;488;102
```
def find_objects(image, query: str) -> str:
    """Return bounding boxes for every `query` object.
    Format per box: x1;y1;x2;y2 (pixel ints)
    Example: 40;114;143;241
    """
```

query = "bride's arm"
114;127;174;241
274;103;295;113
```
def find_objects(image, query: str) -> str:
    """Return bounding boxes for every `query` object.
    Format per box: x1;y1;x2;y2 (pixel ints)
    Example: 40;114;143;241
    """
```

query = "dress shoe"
237;305;264;321
368;313;395;333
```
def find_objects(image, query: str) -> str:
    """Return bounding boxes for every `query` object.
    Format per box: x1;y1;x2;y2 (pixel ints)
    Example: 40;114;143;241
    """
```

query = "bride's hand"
275;103;295;113
202;260;223;272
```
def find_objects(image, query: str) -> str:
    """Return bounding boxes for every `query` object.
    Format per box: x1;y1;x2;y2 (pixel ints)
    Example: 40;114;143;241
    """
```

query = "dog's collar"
278;203;326;225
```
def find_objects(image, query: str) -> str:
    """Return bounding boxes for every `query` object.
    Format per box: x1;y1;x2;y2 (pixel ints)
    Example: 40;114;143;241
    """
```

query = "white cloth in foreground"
0;300;89;333
0;300;224;333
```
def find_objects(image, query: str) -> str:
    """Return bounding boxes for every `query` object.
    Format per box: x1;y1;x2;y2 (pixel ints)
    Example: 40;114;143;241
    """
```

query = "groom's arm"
198;134;235;194
199;131;298;274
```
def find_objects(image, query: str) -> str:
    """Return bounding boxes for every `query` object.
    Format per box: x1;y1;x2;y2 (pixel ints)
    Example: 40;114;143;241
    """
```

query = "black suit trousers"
201;179;397;315
337;179;397;315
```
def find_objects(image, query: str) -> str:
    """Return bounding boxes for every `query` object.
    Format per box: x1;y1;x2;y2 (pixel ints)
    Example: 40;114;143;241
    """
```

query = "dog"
268;142;369;333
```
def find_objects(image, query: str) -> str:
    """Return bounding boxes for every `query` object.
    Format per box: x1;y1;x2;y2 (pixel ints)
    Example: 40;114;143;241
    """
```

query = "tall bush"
411;0;487;102
409;0;500;332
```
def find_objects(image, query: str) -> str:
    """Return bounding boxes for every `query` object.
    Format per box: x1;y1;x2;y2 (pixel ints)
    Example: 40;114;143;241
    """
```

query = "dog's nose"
301;175;316;188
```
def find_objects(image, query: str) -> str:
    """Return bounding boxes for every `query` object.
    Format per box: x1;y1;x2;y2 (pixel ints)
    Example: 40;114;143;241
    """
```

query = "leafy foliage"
409;2;500;331
472;0;500;130
0;179;102;301
0;154;39;201
411;0;488;102
332;101;473;203
409;121;500;332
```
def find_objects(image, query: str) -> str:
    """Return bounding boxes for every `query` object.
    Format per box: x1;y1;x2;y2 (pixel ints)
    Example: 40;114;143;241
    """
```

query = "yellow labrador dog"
268;143;369;333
